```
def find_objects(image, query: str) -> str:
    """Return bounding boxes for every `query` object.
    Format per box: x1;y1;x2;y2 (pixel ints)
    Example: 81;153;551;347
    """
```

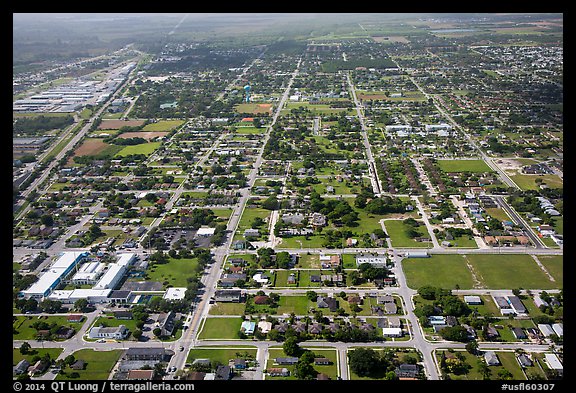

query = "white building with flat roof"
20;251;88;299
163;287;187;301
70;262;105;285
382;327;403;337
93;264;126;290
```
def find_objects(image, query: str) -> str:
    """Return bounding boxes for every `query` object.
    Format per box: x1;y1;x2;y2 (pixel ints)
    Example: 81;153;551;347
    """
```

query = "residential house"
552;323;563;337
28;360;49;376
464;296;482;305
512;327;527;340
377;294;394;304
232;359;246;370
314;358;331;365
517;354;533;368
268;368;290;377
13;359;30;375
308;323;323;335
395;364;419;379
157;311;176;336
355;253;387;267
317;296;338;312
275;357;299;365
258;320;272;334
384;302;398;314
214;290;242;303
538;324;555;337
215;365;232;380
240;321;256;335
507;295;527;315
484;351;500;366
125;348;171;362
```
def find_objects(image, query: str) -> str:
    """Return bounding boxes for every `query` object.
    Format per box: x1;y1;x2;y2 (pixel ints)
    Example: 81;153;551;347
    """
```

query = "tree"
348;348;383;377
477;360;492;380
306;291;318;301
74;298;89;312
153;328;162;337
133;329;143;340
64;355;76;366
498;368;513;380
19;342;31;355
465;340;479;354
282;336;301;357
439;326;470;342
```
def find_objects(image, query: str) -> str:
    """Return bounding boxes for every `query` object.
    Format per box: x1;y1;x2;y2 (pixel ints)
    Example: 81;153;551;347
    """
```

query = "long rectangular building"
20;251;88;299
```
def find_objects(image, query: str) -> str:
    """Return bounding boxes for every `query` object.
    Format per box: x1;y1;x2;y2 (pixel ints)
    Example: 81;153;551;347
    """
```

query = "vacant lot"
98;119;145;130
198;317;242;340
187;347;258;365
402;254;475;290
235;103;273;114
437;159;493;173
117;131;168;140
142;120;184;132
147;257;200;288
55;349;122;380
72;139;111;157
115;141;161;157
465;254;556;289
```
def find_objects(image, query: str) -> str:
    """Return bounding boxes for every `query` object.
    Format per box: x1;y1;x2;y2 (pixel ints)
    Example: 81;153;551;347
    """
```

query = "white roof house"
533;295;549;308
537;324;556;337
381;327;403;337
544;354;563;371
552;323;563;337
258;321;272;333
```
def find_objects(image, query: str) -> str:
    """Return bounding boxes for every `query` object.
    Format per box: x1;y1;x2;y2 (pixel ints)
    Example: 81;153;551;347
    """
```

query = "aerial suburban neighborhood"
13;12;563;385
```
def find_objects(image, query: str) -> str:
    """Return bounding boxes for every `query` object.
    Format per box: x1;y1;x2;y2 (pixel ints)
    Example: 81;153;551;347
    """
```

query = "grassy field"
536;255;563;286
13;316;83;340
402;254;475;290
465;254;557;290
266;347;339;380
509;174;563;190
55;349;122;380
348;348;422;380
276;295;312;315
384;219;432;248
147;257;199;288
197;317;243;340
435;349;530;380
484;208;512;223
208;302;246;316
234;126;265;134
142;120;184;132
115;141;161;157
187;347;258;365
278;235;326;249
13;348;64;366
437;159;493;173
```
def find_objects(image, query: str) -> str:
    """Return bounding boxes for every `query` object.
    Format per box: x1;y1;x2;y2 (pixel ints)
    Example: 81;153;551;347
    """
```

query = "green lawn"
197;317;243;340
91;315;140;339
146;257;199;288
348;348;422;380
342;254;357;269
484;208;512;223
142;120;184;132
208;302;246;316
278;235;326;248
187;347;258;365
536;255;563;286
510;174;563;191
436;159;494;173
13;348;64;366
115;141;162;157
465;254;557;289
384;219;432;248
13;316;83;341
402;254;475;290
233;126;266;134
266;348;339;380
277;295;312;315
55;349;122;380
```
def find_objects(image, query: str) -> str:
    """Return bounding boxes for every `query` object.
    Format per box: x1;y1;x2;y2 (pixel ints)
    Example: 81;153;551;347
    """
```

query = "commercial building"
89;325;129;340
20;251;88;299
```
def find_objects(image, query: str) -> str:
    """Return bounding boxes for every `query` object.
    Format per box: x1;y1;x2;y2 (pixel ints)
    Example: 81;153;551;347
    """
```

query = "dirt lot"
494;158;524;174
98;119;146;130
72;139;110;156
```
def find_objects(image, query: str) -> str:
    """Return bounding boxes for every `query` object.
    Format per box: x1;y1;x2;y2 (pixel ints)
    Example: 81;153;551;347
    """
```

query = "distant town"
13;12;563;384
